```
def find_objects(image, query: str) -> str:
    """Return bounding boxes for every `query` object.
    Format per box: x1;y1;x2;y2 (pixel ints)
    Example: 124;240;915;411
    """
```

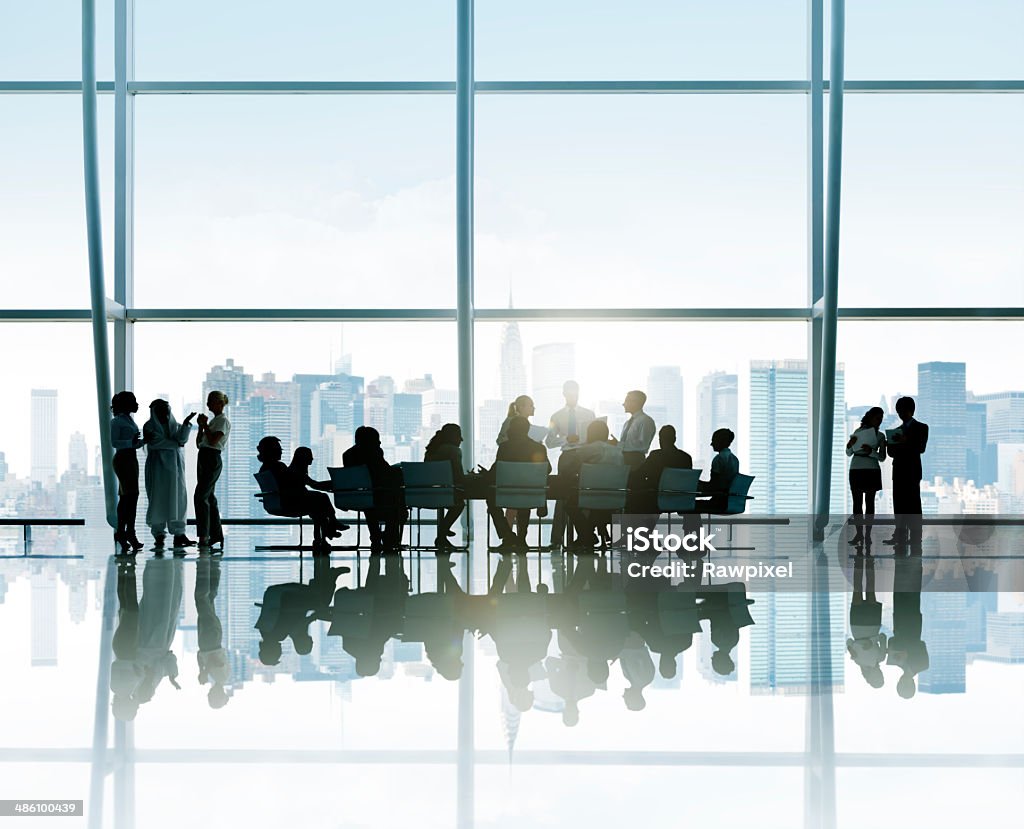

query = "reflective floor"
1;511;1022;828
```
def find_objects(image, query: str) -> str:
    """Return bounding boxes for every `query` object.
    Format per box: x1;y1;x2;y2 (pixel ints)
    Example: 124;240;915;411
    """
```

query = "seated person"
342;425;404;552
560;420;623;551
626;424;693;515
423;423;467;548
480;416;551;551
256;436;346;552
699;428;739;512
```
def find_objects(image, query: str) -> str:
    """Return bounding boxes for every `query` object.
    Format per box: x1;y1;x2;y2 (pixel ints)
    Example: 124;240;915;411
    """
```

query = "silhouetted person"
497;394;536;445
343;425;404;552
846;406;887;547
619;631;656;711
195;556;230;709
194;390;230;550
546;380;596;548
424;423;467;548
110;391;145;554
256;437;346;553
885;397;928;546
887;553;928;698
699;428;739;512
610;389;656;467
626;424;693;515
481;416;551;551
134;556;184;707
560;420;624;552
847;554;886;689
143;399;196;549
111;560;142;721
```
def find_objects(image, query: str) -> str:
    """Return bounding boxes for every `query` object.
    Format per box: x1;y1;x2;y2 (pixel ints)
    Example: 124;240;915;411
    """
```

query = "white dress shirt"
545;404;596;449
619;411;656;454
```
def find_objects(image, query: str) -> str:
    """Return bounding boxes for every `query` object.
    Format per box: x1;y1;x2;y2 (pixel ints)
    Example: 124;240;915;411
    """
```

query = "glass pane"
472;320;819;513
843;0;1024;80
0;0;114;80
0;96;115;308
838;321;1024;513
839;95;1024;308
475;95;808;309
477;0;807;81
134;0;455;81
134;96;456;308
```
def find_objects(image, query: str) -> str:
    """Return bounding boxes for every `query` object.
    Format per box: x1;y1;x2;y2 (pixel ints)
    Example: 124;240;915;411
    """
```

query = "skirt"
849;467;882;493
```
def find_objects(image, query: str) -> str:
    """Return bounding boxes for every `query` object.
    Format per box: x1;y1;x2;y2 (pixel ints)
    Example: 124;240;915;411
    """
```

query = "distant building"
30;389;58;484
919;593;967;694
917;361;967;483
499;304;527;405
67;432;88;474
982;612;1024;663
646;366;683;438
696;372;738;472
531;343;575;425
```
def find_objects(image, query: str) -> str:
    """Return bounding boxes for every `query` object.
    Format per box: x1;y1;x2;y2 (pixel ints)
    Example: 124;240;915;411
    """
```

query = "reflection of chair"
578;464;630;546
253;471;306;550
329;466;374;549
400;461;461;549
488;462;549;550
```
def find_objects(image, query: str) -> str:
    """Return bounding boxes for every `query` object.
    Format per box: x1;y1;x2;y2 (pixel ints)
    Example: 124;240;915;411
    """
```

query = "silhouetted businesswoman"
885;397;928;546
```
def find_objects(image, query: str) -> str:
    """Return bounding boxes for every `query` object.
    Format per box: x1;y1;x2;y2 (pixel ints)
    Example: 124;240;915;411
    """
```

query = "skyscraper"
422;388;459;434
965;400;989;484
973;391;1024;444
499;300;527;404
919;592;967;694
646;366;683;437
531;343;574;425
31;571;58;667
917;361;967;483
67;432;88;474
696;372;738;471
748;360;845;514
202;359;254;410
30;389;58;484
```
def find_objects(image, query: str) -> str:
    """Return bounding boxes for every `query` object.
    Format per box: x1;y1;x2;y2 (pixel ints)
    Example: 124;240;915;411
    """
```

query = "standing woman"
497;395;535;445
424;423;466;547
194;391;230;550
110;391;145;554
846;406;887;546
143;400;196;549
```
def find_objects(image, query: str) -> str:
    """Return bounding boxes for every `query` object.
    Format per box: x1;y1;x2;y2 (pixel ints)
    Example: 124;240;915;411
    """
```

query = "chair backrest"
657;468;703;512
726;474;755;514
400;461;456;509
578;463;630;510
494;461;549;509
328;465;375;511
253;470;284;516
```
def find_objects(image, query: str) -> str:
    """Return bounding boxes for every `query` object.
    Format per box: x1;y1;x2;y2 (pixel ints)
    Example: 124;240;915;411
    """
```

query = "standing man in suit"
885;396;928;546
626;425;692;515
546;381;596;549
610;390;657;468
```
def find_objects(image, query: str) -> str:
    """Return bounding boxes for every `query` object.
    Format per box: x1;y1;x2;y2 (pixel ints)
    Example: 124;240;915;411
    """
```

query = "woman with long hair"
424;423;466;548
110;391;145;553
846;406;887;546
497;394;535;445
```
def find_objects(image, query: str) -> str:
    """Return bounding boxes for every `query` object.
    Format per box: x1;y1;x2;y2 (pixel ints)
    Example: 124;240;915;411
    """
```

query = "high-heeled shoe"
113;531;130;554
128;535;145;552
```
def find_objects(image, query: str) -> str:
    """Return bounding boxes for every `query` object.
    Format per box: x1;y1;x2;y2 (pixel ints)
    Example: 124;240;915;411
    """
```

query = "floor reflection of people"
111;560;142;721
403;557;465;681
195;556;230;708
562;555;629;689
847;553;886;689
134;557;185;707
888;550;929;699
256;558;350;666
331;554;408;677
700;582;755;677
619;631;655;711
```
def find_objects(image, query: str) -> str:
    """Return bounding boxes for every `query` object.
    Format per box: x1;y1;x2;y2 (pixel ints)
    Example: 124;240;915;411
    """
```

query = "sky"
0;1;1022;477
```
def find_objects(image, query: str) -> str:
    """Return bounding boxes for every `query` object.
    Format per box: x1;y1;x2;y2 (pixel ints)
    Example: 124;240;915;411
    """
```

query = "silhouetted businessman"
885;397;928;546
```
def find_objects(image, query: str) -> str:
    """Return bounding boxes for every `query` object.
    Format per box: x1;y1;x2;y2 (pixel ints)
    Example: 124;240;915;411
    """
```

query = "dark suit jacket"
495;436;550;471
638;446;692;488
342;444;402;505
888;419;928;482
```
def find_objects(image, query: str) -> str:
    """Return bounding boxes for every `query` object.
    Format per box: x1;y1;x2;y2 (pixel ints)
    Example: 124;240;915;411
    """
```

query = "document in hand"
528;424;549;443
884;427;903;443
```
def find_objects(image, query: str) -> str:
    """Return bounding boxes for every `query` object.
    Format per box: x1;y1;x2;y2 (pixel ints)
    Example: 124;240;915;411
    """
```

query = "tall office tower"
696;372;738;471
31;571;58;667
404;374;435;394
364;393;393;438
67;432;88;474
202;359;254;410
972;390;1024;444
748;591;845;695
965;401;988;484
30;389;58;484
393;393;422;442
476;399;506;468
422;388;459;433
499;310;527;404
748;360;845;514
919;592;967;694
294;373;341;447
309;377;364;443
531;343;575;425
224;396;296;522
646;366;683;437
917;361;967;483
0;451;7;481
984;613;1024;662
